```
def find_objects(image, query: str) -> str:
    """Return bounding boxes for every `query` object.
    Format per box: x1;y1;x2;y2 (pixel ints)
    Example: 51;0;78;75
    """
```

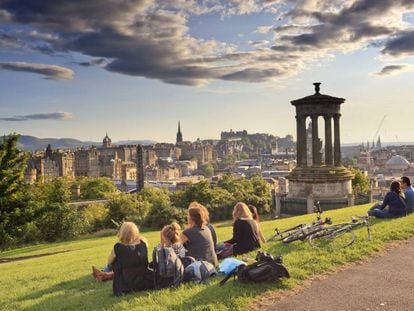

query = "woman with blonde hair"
181;202;217;266
160;222;185;257
223;202;261;255
92;222;153;295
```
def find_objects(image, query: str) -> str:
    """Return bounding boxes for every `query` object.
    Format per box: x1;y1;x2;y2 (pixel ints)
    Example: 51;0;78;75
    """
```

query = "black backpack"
152;246;184;290
219;251;290;285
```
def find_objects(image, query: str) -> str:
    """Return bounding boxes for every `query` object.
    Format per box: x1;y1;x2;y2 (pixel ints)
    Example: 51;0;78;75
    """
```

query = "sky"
1;0;414;144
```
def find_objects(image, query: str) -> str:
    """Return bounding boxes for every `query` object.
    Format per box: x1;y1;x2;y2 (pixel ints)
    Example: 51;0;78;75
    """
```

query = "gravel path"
258;239;414;311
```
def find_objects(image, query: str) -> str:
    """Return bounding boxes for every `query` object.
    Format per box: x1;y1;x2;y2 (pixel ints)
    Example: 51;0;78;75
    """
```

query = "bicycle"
308;215;371;250
267;202;332;243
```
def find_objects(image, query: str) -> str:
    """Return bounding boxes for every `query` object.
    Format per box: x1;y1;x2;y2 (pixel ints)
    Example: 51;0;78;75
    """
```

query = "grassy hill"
1;204;413;311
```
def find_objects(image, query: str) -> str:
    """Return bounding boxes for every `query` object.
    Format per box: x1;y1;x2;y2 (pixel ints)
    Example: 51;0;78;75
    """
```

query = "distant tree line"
0;134;272;249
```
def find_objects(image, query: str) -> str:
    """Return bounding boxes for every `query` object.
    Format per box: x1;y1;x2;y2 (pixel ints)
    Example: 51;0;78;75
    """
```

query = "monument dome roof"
291;82;344;106
385;155;411;170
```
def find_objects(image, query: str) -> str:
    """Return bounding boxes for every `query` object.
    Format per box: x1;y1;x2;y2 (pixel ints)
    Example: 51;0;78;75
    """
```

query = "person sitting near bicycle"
368;181;407;218
216;202;261;259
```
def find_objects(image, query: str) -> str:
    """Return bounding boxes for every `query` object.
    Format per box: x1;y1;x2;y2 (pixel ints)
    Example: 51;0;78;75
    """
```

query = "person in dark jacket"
92;222;153;295
224;202;261;255
368;181;407;218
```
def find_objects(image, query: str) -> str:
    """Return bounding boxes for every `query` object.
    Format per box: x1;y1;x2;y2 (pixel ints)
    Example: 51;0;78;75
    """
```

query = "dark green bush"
36;203;88;242
145;204;187;228
107;193;150;226
83;203;109;232
78;177;118;200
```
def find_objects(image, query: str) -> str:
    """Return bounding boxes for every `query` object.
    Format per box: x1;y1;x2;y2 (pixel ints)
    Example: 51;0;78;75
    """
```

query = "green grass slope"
1;204;414;311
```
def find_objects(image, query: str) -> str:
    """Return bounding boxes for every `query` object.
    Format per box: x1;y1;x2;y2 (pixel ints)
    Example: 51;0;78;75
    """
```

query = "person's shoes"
92;266;113;282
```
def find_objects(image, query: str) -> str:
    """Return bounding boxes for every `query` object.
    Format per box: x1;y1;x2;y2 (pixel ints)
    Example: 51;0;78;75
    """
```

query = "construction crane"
372;115;386;144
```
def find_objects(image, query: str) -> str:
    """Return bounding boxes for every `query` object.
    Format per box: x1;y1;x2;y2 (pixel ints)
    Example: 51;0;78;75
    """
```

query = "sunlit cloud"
372;64;413;76
0;112;74;122
0;61;73;80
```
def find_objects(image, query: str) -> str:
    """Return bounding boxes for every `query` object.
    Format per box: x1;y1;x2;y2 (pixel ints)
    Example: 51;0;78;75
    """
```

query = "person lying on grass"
92;221;153;296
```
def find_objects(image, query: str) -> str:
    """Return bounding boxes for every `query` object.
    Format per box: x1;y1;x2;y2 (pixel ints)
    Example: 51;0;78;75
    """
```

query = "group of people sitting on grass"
91;176;414;295
92;201;266;295
368;176;414;218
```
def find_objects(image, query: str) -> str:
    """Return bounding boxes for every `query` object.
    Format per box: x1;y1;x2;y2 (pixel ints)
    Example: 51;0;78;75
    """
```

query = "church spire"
176;121;183;145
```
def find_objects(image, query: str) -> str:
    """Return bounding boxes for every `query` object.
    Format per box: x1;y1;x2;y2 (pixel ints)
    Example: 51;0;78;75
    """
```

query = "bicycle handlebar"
313;201;322;214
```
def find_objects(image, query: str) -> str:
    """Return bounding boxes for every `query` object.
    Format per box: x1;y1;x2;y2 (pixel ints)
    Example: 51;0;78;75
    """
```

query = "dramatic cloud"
372;64;411;76
1;0;414;85
74;58;107;67
0;112;74;122
0;61;73;80
0;32;21;48
382;30;414;57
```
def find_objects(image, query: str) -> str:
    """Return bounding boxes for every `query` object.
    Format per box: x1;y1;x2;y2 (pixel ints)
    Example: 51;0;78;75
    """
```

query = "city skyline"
1;1;414;144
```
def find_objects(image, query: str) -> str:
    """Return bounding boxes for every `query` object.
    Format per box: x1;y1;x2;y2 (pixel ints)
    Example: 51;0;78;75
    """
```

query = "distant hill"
17;135;156;151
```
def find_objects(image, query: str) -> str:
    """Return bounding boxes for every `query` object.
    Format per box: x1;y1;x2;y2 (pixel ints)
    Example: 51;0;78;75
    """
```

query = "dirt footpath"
255;238;414;311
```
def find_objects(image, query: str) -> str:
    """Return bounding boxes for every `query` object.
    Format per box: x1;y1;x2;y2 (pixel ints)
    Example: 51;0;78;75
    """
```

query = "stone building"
25;144;75;183
180;141;214;166
74;147;100;177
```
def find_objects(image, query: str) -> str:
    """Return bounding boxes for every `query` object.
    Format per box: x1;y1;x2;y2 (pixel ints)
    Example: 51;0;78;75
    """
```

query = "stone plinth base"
283;165;354;215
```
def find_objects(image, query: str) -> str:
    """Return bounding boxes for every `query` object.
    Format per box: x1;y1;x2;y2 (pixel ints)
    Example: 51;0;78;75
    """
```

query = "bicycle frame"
269;202;332;242
308;215;371;250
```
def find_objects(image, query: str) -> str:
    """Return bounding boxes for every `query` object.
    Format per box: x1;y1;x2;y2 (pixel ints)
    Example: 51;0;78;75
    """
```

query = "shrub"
79;177;118;200
145;205;187;228
107;193;150;226
36;203;88;242
83;203;109;232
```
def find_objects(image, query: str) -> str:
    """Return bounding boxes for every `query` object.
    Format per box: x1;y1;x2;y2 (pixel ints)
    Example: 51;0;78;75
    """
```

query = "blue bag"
219;258;246;275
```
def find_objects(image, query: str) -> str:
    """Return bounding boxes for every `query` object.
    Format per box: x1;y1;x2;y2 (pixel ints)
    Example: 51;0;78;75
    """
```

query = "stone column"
296;115;307;167
324;114;333;165
333;114;341;166
274;192;281;216
136;144;144;192
307;194;314;214
311;115;320;165
347;193;354;207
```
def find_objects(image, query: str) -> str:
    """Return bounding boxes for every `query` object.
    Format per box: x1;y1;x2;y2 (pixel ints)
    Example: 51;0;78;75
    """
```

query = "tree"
200;163;214;178
35;178;86;241
137;186;186;228
107;193;150;226
79;177;118;200
0;134;31;247
350;168;370;194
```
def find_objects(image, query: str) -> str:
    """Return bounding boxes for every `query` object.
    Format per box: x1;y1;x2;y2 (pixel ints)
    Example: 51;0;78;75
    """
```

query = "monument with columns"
283;83;354;214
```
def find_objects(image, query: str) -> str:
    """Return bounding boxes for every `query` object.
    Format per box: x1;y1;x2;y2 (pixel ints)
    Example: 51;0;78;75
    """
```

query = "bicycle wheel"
309;226;355;250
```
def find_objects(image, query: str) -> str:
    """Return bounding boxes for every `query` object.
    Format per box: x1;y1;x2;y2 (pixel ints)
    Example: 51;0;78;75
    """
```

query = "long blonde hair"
232;202;253;221
161;222;182;246
117;222;141;245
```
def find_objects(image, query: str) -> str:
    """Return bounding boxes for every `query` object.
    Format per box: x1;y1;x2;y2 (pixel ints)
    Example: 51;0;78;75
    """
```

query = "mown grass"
1;203;414;311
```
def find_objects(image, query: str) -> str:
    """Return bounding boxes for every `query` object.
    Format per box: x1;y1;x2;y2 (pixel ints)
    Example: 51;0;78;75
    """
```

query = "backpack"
183;260;217;284
219;251;290;285
152;246;184;289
